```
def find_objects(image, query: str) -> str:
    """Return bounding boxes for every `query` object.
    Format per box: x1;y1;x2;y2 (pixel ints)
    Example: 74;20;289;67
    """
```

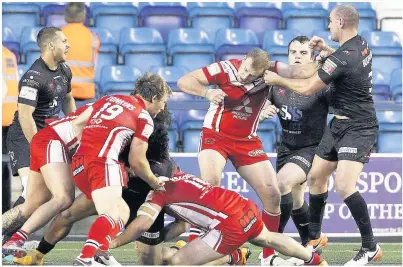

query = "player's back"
156;172;249;230
76;95;153;160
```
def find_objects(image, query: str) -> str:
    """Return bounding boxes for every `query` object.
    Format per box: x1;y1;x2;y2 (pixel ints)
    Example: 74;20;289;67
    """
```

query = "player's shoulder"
20;64;46;89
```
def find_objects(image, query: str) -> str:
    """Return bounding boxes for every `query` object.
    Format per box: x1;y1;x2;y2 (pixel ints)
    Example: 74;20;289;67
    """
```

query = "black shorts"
122;187;165;246
316;118;378;163
6;126;30;176
276;144;316;175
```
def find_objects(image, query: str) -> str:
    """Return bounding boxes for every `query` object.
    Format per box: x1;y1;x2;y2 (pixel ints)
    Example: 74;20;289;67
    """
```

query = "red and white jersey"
202;59;270;138
46;104;90;153
75;95;154;161
146;172;249;232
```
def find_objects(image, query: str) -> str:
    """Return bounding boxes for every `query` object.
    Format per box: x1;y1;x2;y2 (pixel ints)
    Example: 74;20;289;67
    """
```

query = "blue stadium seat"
188;3;235;42
41;4;89;27
119;28;166;73
100;65;142;95
92;4;138;39
362;31;402;82
168;28;215;71
372;69;390;101
2;3;40;40
328;2;376;32
312;30;339;49
2;27;20;62
138;3;187;44
150;66;187;91
181;109;206;152
257;118;277;152
215;28;260;61
390;68;402;100
20;27;42;66
90;28;118;87
263;30;301;63
376;110;402;153
282;4;328;37
235;3;282;44
17;64;29;78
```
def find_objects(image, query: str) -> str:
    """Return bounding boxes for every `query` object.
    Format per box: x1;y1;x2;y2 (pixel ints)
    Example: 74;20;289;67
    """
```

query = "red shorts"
71;155;127;200
199;128;269;168
30;128;69;172
201;199;264;255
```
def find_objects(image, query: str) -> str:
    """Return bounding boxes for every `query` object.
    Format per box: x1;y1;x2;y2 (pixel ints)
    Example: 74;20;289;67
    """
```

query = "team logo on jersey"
206;63;221;76
48;80;55;90
90;118;103;125
322;59;337;75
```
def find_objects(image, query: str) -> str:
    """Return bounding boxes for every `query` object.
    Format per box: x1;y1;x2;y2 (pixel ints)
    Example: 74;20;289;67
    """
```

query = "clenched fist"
206;89;227;105
259;104;279;122
264;70;281;85
309;36;327;52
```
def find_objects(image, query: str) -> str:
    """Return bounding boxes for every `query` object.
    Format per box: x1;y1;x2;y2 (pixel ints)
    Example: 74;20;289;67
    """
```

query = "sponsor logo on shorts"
338;147;357;154
322;59;337;75
141;231;160;239
248;149;265;157
204;138;216;145
8;151;17;167
290;155;311;167
72;164;84;176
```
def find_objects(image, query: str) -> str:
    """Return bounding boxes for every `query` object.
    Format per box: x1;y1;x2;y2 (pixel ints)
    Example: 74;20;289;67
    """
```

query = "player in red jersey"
2;104;92;257
177;48;282;263
110;168;328;266
71;73;171;266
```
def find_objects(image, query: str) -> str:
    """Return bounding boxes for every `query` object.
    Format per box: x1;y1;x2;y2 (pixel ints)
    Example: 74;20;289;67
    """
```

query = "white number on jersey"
92;102;124;120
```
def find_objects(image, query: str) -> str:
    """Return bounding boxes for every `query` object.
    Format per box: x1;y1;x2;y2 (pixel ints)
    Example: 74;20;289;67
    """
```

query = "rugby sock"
262;209;280;257
8;229;28;243
291;201;310;246
99;219;124;251
278;193;293;233
344;191;376;250
228;249;241;265
36;237;55;255
304;252;321;265
80;214;116;258
188;225;201;242
12;196;25;208
308;191;328;240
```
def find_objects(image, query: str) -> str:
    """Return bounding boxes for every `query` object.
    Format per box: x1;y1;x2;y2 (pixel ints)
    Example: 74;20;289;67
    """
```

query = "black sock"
12;196;25;208
309;191;328;240
279;192;293;233
291;201;310;246
36;237;55;255
344;192;376;250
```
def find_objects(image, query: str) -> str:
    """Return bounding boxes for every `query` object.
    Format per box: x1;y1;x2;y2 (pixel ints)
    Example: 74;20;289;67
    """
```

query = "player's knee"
58;208;76;225
169;253;183;266
335;180;354;199
52;194;74;211
307;172;324;189
277;176;291;194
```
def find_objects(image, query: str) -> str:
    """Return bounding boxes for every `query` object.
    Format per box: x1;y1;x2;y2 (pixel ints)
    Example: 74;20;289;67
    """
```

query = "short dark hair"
37;27;62;51
64;2;86;23
288;36;314;59
133;72;172;101
246;48;271;70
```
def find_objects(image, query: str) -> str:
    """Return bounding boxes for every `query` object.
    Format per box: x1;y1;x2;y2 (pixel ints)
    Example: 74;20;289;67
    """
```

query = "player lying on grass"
109;168;328;266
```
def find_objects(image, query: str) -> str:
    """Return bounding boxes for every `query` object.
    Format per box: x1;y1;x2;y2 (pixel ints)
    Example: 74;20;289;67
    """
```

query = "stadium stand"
263;30;302;63
2;3;41;41
215;28;260;61
20;27;42;66
2;27;20;62
100;65;142;95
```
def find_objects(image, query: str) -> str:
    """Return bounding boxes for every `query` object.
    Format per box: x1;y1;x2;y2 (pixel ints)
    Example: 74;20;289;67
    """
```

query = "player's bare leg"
250;226;327;265
13;194;97;266
14;167;30;206
135;242;163;265
237;160;281;263
74;186;129;265
306;156;337;252
18;163;75;235
335;160;382;265
2;171;51;256
291;181;306;210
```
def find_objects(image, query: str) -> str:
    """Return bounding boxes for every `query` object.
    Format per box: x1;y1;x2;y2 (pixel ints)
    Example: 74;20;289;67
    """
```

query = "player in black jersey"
12;108;188;266
260;36;331;265
5;27;76;209
264;5;382;265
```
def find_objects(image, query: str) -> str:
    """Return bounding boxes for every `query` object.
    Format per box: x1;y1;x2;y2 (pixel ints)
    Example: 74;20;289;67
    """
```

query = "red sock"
305;252;321;265
80;214;116;258
262;209;281;258
9;230;28;243
188;224;202;242
228;249;241;265
99;219;124;251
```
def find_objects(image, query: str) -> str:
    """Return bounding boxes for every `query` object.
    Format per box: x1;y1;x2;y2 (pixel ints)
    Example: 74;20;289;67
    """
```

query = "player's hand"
309;36;327;52
150;176;170;191
264;70;281;85
205;89;227;105
259;104;279;121
316;50;332;61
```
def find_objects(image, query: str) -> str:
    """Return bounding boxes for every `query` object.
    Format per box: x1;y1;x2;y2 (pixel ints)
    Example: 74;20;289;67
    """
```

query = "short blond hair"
334;4;360;29
246;48;271;71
